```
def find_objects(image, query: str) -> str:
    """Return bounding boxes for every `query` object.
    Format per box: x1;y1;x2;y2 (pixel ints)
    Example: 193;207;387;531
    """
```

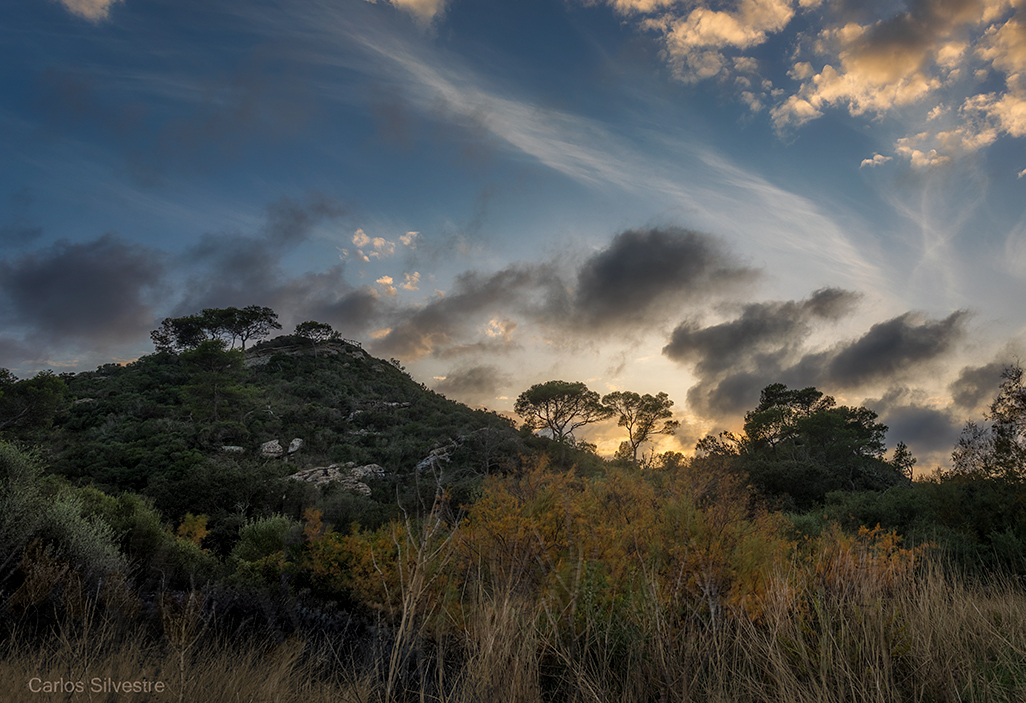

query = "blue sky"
3;0;1026;468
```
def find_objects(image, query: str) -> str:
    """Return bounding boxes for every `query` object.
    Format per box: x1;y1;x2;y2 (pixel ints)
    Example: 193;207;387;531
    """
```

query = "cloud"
433;364;512;404
400;231;419;246
949;359;1007;409
639;0;795;83
182;193;347;299
56;0;123;22
377;275;398;295
363;0;450;24
860;153;892;168
668;298;969;420
573;226;758;330
400;272;421;291
0;234;164;354
822;310;970;387
371;263;560;359
172;193;383;337
583;0;1026;164
663;288;861;376
865;386;966;468
350;229;396;260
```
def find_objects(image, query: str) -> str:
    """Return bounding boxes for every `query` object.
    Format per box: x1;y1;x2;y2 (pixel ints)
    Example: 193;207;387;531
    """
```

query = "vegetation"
514;380;612;444
3;306;1026;700
602;390;680;464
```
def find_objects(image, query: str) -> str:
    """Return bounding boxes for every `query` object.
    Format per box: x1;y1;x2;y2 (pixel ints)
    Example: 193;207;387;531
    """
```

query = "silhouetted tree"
952;363;1026;480
602;390;680;465
695;383;900;509
151;306;281;353
514;380;612;444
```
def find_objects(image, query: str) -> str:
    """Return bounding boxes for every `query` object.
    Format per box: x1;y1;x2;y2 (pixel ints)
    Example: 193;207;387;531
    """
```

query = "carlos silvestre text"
28;677;167;694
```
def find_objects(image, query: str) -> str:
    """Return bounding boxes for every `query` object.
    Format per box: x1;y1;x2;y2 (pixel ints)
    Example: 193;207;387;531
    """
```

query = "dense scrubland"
2;311;1026;701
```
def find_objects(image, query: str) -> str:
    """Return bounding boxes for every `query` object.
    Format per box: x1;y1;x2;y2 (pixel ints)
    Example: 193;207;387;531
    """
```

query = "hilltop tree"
151;314;207;353
295;321;335;343
227;305;281;350
514;380;612;444
151;306;281;353
602;390;680;465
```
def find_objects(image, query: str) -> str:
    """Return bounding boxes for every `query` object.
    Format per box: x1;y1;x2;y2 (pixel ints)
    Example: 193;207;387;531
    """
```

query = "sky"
3;0;1026;469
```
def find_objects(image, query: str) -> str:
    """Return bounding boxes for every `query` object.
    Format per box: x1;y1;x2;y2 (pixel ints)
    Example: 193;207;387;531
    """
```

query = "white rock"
220;445;245;453
261;439;284;457
288;438;304;454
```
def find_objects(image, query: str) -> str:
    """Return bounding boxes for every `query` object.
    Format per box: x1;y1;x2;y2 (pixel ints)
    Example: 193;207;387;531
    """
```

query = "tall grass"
4;462;1026;701
3;558;1025;702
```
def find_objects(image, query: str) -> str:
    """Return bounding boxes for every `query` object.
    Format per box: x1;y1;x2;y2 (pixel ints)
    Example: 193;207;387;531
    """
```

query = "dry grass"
4;563;1026;702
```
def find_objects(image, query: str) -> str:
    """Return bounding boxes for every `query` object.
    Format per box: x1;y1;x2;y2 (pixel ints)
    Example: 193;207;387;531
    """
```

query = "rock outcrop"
243;339;366;368
287;463;386;496
261;440;284;458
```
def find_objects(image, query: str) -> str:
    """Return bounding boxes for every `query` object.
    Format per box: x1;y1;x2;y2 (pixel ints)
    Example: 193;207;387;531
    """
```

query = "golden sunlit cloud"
400;231;419;246
362;0;449;24
351;229;396;260
376;275;398;295
586;0;1026;167
401;271;421;291
860;153;892;168
57;0;123;22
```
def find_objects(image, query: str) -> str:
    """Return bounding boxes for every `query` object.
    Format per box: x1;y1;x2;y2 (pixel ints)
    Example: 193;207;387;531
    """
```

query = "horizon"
4;0;1026;468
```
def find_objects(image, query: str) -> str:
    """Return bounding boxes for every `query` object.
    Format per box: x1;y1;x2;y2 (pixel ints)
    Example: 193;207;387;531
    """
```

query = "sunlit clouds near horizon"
3;0;1026;469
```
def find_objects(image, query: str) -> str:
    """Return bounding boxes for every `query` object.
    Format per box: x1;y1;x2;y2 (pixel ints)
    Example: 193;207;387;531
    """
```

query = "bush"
233;514;299;562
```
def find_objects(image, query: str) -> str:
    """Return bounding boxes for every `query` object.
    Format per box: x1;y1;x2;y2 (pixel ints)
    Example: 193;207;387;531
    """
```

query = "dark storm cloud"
0;234;165;351
375;226;763;364
178;192;350;312
372;263;563;360
685;371;771;420
573;226;757;329
823;310;970;387
949;360;1007;410
434;365;512;404
663;288;860;375
170;193;383;338
667;296;968;420
865;387;966;464
273;267;382;337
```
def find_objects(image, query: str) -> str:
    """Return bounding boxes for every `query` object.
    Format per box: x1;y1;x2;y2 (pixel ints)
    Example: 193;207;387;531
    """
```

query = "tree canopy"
602;390;679;465
695;383;903;509
151;306;281;353
514;380;612;444
952;363;1026;480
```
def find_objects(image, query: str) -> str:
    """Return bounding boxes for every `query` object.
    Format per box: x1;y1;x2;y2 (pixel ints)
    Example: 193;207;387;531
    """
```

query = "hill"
40;334;529;554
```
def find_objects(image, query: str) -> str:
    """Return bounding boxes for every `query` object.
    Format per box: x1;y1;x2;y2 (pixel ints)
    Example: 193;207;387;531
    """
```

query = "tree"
0;370;71;435
179;339;255;422
514;380;612;444
602;390;680;465
295;320;335;342
952;363;1026;480
228;305;281;350
151;315;207;353
150;306;281;353
694;383;900;509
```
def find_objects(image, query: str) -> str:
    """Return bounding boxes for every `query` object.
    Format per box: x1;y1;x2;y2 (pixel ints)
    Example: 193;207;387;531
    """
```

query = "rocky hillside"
42;334;529;555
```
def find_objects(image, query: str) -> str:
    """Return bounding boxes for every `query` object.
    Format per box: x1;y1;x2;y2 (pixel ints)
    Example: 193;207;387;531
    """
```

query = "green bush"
232;514;299;562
